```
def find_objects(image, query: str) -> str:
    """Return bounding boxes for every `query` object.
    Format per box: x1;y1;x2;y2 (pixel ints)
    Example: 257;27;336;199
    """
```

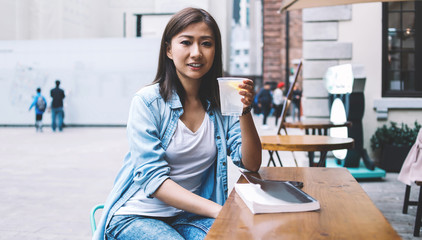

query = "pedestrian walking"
257;82;273;128
50;80;65;132
93;7;262;240
28;88;47;132
292;85;302;122
273;82;285;126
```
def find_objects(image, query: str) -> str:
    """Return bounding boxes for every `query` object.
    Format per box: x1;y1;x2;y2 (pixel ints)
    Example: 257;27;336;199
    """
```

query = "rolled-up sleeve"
126;95;170;198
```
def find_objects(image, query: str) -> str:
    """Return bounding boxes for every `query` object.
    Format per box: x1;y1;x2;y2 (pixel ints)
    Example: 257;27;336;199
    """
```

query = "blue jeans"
291;102;301;122
51;107;64;131
106;212;214;240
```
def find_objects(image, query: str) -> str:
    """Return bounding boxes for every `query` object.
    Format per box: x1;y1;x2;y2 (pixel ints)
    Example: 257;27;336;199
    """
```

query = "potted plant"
370;121;421;172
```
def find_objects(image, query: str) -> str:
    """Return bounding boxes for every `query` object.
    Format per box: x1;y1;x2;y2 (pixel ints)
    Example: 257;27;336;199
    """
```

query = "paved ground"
0;115;420;239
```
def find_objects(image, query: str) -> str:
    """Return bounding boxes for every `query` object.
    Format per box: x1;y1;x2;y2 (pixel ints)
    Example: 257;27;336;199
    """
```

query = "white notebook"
235;181;320;214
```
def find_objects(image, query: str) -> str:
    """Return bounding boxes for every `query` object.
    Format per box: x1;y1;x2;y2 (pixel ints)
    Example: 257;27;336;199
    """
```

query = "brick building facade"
262;0;302;87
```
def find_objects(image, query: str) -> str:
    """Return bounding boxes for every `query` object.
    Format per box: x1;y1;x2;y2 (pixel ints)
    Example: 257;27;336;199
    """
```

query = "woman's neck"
180;79;201;102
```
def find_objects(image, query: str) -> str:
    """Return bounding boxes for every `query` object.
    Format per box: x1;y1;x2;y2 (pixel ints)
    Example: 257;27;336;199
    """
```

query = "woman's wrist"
241;105;252;116
210;204;222;218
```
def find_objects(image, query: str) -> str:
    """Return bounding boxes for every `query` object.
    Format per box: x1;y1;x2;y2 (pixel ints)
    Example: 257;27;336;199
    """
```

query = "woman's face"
167;22;215;84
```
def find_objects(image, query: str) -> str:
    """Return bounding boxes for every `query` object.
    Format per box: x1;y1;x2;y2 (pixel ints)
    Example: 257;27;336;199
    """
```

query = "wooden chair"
402;181;422;236
264;61;302;167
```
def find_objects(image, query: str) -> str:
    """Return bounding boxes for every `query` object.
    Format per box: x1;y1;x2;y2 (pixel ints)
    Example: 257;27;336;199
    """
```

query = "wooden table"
283;120;352;136
260;135;354;167
205;167;400;240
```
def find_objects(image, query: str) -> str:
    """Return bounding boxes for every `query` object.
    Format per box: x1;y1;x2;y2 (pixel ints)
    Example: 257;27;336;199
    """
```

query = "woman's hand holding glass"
239;79;254;109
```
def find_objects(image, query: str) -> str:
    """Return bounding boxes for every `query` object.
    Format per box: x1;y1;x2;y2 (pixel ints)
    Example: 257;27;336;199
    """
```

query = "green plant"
370;121;421;150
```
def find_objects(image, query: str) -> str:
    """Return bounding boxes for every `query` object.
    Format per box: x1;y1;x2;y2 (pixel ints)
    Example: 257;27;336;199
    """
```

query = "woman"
94;7;261;240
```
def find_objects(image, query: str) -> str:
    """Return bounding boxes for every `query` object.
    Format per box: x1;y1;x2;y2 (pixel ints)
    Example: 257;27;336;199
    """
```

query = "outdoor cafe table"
260;135;354;167
283;120;352;136
205;167;400;240
281;120;352;166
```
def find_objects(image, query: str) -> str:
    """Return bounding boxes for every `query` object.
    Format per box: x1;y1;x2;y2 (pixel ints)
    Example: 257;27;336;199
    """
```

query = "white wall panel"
303;22;338;41
303;41;352;60
303;60;339;79
303;5;352;22
0;37;160;125
302;98;330;117
303;80;328;98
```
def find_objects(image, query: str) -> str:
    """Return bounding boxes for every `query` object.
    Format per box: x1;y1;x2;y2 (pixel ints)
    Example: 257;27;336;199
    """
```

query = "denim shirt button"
216;136;220;139
222;162;226;166
209;112;213;116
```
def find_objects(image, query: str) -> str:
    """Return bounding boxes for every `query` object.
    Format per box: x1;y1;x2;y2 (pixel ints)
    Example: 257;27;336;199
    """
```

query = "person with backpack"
29;88;47;132
50;80;65;132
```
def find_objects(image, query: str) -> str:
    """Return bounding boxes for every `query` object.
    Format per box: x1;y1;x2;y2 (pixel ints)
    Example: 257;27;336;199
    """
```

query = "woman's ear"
166;43;173;60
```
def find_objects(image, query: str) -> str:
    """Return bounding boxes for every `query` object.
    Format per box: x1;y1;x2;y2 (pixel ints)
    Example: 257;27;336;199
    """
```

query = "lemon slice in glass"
228;81;242;91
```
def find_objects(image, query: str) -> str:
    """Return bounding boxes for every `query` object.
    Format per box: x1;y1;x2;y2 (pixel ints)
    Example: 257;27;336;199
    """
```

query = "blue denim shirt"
93;83;244;240
28;93;47;114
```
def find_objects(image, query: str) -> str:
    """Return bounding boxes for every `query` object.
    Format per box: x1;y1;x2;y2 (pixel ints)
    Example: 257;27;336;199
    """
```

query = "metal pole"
285;11;290;91
123;12;126;38
261;0;265;88
136;15;142;37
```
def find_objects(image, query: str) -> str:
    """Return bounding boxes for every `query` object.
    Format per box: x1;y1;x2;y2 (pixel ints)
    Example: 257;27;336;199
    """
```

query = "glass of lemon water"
217;77;245;116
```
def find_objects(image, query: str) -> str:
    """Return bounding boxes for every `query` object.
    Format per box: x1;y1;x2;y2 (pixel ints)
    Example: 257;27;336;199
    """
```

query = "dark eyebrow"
177;35;214;40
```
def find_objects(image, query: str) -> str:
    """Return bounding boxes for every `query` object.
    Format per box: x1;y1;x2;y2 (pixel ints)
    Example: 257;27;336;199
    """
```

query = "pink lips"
187;63;202;70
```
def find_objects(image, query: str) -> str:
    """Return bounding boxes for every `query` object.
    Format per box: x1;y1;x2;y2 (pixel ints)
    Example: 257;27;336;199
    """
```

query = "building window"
382;1;422;97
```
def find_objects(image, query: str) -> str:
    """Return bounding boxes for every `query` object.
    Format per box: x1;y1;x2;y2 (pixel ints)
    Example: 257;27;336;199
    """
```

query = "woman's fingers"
239;79;254;106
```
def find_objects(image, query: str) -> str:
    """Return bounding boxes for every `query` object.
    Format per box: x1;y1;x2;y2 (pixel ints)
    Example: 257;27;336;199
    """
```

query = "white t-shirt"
273;88;284;105
115;113;217;217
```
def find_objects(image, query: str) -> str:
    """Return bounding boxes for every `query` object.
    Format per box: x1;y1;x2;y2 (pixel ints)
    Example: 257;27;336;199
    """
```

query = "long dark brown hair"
152;7;223;109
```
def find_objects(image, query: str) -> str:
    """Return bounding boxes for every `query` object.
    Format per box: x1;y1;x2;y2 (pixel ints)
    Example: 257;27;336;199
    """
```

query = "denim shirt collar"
168;90;183;109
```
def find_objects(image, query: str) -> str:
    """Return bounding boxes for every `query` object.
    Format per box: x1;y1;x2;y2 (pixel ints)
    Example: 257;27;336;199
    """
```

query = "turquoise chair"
90;204;104;234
